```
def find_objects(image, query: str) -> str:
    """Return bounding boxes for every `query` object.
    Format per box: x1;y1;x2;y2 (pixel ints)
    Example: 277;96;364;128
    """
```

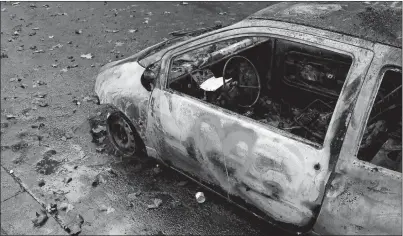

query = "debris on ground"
9;170;14;174
195;192;206;203
64;177;73;184
105;29;119;33
46;203;57;214
80;53;93;59
29;45;37;50
64;132;73;139
92;173;106;187
152;164;162;175
72;98;80;105
1;52;8;58
75;29;83;34
177;180;188;186
36;155;61;175
147;198;163;209
67;64;78;69
38;179;46;187
50;12;68;16
99;205;115;214
181;2;188;5
9;77;22;82
48;35;54;39
90;125;107;144
36;80;47;86
128;29;138;33
64;214;84;235
43;150;57;158
32;209;48;227
11;141;28;152
214;20;222;25
49;43;63;51
95;146;105;153
34;49;45;53
59;202;74;212
106;167;118;177
6;114;16;120
127;191;141;201
83;95;99;104
32;98;49;107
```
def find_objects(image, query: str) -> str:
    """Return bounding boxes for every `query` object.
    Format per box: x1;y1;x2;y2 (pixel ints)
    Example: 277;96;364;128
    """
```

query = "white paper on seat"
200;76;232;91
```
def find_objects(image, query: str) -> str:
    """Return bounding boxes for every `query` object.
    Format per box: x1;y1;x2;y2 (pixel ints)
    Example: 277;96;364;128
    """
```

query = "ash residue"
36;150;61;175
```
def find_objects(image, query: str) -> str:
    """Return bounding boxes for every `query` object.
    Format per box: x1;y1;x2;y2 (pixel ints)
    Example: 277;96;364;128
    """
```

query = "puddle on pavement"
36;156;61;175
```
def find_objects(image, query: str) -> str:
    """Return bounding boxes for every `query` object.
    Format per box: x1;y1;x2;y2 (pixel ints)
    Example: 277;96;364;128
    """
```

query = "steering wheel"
222;56;261;107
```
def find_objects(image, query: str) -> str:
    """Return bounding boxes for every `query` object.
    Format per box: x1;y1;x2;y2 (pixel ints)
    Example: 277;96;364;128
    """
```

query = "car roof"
248;2;402;48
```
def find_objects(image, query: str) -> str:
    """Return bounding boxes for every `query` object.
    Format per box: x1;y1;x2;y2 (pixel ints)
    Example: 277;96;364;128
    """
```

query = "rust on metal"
95;3;402;235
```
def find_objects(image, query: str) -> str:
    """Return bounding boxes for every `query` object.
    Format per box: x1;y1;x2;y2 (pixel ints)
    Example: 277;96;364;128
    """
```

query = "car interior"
149;36;401;173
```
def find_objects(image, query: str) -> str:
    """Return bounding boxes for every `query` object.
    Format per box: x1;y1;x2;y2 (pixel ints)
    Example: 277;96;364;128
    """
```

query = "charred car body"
95;2;402;235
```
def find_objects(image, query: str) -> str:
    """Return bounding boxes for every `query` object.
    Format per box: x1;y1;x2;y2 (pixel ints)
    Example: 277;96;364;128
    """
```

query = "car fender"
95;61;151;142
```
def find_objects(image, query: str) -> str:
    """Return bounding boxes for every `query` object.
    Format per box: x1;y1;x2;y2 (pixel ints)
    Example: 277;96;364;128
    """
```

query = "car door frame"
313;44;402;235
146;25;374;233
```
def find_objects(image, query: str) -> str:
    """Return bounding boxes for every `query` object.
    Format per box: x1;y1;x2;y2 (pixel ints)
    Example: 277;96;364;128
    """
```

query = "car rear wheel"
106;112;138;157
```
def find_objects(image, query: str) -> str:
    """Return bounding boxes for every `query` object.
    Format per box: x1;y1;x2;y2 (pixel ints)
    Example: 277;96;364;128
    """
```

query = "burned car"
95;2;402;235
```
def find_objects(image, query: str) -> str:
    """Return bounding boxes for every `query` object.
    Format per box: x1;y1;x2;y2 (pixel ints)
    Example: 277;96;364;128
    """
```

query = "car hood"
98;39;168;74
95;60;147;104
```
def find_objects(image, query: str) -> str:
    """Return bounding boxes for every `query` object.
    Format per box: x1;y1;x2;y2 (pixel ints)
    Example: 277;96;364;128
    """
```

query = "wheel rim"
108;114;136;155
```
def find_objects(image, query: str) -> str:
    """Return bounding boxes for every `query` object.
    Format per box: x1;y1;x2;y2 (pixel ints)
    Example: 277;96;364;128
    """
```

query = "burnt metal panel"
94;61;151;144
313;45;402;235
248;2;402;48
144;27;374;233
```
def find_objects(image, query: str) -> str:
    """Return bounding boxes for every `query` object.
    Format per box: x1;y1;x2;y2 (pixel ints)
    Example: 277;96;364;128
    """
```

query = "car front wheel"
106;111;139;157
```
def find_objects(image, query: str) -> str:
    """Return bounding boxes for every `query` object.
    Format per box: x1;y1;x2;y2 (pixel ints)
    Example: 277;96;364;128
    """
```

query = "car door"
145;27;374;233
145;32;263;191
313;45;402;235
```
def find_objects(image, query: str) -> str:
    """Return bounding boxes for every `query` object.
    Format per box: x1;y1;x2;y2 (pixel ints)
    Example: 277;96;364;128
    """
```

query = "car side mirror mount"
141;67;157;92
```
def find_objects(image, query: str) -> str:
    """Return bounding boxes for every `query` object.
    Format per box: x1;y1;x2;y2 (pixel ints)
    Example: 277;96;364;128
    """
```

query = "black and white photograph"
1;1;402;235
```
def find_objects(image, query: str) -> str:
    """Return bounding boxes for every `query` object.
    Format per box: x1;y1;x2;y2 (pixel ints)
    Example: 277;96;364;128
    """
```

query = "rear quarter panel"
313;45;402;235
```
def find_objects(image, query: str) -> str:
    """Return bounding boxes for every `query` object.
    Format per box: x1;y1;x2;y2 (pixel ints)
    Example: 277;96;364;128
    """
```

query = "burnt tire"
106;111;146;158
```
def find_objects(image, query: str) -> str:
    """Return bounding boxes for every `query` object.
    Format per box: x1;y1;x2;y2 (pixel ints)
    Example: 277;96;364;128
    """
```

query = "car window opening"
358;69;402;173
167;37;353;145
